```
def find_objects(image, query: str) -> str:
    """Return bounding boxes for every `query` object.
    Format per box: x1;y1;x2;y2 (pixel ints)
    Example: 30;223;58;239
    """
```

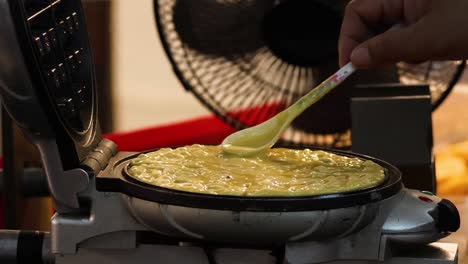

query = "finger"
339;4;372;66
339;0;406;66
350;23;432;67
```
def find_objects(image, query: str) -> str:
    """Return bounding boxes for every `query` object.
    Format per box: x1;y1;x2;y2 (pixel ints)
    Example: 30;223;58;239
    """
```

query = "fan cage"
155;0;466;149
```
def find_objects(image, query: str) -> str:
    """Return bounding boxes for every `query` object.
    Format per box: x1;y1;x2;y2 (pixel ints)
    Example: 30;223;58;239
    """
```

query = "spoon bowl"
222;111;289;155
222;63;356;156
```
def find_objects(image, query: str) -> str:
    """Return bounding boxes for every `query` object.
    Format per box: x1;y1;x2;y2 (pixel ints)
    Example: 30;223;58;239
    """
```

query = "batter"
127;144;385;197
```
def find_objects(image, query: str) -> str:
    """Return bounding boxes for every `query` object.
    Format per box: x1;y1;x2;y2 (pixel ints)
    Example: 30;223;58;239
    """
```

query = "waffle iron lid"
0;0;100;168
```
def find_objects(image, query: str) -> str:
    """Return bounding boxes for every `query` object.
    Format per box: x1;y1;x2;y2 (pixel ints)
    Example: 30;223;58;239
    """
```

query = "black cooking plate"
96;148;403;212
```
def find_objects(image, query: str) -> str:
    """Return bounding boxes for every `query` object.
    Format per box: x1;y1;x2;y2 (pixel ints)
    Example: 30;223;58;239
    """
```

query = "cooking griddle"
96;149;402;212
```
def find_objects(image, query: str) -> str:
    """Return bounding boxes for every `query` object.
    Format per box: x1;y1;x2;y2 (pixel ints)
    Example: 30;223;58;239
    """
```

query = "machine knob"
436;199;460;232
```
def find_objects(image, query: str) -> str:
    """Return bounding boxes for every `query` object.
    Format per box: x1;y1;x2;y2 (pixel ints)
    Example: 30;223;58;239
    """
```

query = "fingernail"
351;47;371;66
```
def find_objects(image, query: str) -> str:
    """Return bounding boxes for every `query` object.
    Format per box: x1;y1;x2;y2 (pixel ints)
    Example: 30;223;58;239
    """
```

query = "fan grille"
399;61;465;109
156;0;465;149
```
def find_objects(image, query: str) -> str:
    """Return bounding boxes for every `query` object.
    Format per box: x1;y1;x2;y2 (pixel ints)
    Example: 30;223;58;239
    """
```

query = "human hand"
339;0;468;68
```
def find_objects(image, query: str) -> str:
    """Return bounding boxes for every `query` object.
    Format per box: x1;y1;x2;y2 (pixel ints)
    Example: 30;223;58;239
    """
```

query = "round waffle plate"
97;148;402;212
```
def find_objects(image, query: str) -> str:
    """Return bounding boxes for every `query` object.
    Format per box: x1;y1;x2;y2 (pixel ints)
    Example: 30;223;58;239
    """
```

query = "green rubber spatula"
221;62;356;156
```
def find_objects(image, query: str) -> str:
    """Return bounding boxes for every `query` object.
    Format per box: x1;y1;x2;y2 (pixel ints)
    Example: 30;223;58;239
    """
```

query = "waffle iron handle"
0;230;54;264
436;199;460;232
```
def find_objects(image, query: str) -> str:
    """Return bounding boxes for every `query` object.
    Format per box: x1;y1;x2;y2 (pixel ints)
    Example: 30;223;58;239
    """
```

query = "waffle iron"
0;0;462;263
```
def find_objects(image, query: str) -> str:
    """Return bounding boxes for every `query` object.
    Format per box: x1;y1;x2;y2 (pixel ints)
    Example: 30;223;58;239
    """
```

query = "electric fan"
154;0;466;149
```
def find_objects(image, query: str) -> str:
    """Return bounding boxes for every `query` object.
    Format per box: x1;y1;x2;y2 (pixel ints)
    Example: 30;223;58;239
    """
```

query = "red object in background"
104;115;236;151
104;102;285;152
0;115;236;228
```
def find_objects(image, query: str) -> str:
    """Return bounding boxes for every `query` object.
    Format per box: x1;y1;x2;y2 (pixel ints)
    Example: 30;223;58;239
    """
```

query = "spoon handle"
286;62;356;119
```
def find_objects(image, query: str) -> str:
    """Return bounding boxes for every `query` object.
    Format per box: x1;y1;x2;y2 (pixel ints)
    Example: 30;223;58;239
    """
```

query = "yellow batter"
127;144;385;197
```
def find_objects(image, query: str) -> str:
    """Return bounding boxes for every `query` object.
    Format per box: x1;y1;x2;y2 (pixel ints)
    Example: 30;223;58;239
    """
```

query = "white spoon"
221;62;356;156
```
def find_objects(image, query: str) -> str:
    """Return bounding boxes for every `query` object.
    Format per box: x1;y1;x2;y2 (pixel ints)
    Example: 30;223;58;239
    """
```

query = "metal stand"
49;242;458;264
351;84;435;192
0;226;458;264
327;243;458;264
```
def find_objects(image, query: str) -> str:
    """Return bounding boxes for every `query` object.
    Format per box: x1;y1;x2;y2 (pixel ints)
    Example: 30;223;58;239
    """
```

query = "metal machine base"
45;186;459;264
55;242;458;264
329;243;458;264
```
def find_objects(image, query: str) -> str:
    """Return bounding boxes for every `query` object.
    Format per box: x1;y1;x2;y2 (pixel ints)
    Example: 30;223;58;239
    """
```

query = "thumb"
350;26;426;68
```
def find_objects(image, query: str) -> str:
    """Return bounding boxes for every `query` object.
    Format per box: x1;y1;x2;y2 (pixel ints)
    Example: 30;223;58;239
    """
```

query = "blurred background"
2;0;468;237
113;0;208;130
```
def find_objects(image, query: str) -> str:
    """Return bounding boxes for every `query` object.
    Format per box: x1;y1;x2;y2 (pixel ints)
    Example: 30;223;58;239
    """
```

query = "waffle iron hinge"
81;138;118;175
34;138;117;214
35;138;90;214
